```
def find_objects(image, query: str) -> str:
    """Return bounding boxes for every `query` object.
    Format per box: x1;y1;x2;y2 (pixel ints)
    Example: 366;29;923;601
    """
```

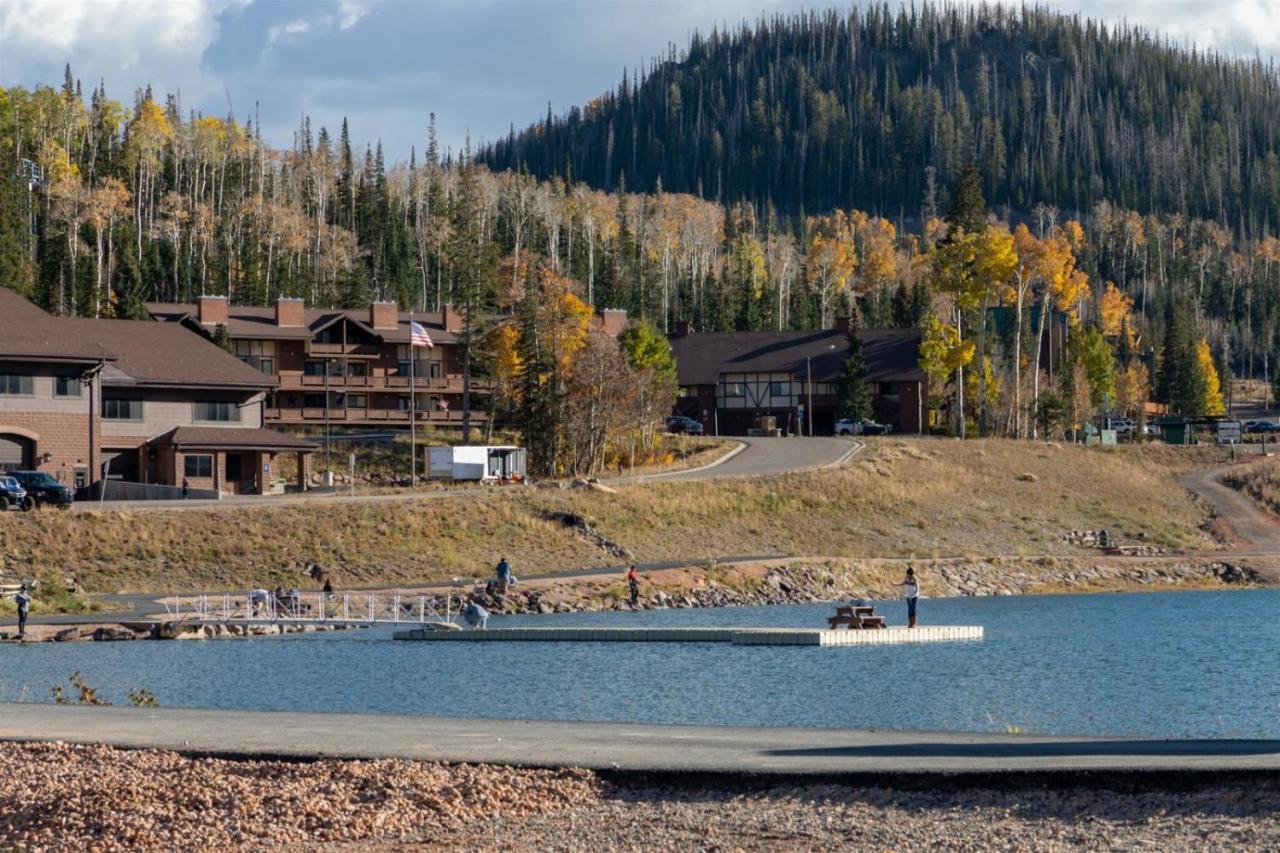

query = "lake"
1;589;1277;739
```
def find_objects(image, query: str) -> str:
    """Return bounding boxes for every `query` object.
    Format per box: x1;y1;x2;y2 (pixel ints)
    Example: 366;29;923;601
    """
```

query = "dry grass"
0;439;1225;595
1222;457;1280;515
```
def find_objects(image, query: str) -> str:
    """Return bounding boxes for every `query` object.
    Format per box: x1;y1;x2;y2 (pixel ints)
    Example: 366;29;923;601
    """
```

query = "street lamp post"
806;355;813;437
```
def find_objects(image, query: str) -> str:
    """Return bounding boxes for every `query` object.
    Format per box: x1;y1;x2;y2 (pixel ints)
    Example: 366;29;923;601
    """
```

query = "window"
347;394;368;409
879;382;898;396
315;327;341;344
721;382;745;398
54;376;82;397
193;401;240;422
347;361;368;377
101;397;142;420
303;361;328;377
303;393;326;408
184;455;213;478
0;373;33;395
234;340;276;373
769;381;792;398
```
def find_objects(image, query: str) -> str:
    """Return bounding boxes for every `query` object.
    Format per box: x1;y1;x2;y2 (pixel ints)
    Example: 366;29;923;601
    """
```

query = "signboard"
1217;420;1242;445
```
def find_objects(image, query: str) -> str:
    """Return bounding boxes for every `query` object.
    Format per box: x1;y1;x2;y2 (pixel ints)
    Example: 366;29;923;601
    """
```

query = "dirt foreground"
0;741;1277;851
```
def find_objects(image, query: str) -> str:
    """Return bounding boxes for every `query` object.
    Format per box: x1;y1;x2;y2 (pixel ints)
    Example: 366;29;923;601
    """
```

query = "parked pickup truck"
7;470;73;508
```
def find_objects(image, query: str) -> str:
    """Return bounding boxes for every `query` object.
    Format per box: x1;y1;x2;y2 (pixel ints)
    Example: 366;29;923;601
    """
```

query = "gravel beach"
1;742;1278;851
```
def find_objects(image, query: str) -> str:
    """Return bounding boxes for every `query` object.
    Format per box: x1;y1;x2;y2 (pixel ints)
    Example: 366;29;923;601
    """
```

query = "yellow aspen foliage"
1115;360;1150;418
963;355;1002;411
919;315;974;382
1196;338;1225;416
1098;281;1135;339
487;322;524;408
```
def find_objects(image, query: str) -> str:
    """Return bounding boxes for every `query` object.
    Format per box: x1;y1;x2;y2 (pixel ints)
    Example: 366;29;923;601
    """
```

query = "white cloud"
267;18;312;44
0;0;226;100
337;0;371;30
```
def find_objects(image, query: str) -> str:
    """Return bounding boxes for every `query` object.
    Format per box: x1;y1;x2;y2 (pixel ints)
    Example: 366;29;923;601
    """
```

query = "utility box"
427;446;527;482
1159;417;1194;446
1217;420;1243;445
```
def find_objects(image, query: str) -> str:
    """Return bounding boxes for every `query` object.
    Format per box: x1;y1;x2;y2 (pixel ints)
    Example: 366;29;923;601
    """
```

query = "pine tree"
835;326;872;422
946;163;987;236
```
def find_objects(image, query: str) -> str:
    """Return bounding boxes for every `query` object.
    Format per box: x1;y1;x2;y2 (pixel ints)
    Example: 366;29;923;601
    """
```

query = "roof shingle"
669;328;925;385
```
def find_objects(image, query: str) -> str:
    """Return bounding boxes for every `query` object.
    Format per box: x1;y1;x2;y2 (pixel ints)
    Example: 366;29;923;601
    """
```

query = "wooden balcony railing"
277;374;475;392
264;407;486;425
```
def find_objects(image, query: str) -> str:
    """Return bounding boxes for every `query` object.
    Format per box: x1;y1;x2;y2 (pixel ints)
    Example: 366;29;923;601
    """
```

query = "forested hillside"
481;2;1280;235
1;1;1278;452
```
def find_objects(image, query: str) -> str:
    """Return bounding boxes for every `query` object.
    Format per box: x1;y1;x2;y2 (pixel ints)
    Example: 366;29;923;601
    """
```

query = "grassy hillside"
0;440;1227;595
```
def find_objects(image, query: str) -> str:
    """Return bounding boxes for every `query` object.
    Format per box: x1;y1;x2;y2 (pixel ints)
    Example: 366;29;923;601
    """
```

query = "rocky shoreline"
3;555;1266;643
1;621;352;644
463;556;1266;617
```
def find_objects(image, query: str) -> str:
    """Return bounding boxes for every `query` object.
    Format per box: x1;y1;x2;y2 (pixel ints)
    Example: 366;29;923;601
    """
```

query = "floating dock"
392;625;982;646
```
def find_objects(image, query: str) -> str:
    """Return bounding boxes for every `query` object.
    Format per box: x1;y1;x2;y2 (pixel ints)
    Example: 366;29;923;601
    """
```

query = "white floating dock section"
392;625;982;646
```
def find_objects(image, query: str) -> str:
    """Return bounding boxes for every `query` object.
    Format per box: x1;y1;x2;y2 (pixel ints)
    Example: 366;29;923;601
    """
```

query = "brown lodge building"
147;297;629;429
668;318;926;435
0;290;315;495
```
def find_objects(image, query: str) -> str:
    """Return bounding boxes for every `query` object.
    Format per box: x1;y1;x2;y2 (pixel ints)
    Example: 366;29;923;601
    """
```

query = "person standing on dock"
897;568;920;628
14;586;31;638
627;565;640;608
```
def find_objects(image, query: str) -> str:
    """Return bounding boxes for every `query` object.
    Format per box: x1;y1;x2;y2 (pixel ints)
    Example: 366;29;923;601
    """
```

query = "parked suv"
0;475;34;512
665;415;704;436
8;470;73;509
835;418;893;436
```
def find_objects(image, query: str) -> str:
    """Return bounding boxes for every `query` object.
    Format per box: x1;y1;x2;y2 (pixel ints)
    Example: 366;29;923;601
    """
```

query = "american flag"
410;320;434;348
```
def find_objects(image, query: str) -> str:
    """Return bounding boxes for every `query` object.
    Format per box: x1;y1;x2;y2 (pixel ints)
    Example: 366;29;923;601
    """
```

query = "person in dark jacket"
627;565;640;607
14;586;31;638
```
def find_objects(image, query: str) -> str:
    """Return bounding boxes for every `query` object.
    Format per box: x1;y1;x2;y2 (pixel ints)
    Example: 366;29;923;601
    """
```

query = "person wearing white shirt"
897;567;920;628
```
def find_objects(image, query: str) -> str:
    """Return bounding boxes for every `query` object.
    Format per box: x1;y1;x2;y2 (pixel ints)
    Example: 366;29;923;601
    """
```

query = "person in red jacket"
627;565;640;608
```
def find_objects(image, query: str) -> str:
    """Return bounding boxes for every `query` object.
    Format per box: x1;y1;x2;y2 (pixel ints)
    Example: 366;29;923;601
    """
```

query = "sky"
2;0;1279;164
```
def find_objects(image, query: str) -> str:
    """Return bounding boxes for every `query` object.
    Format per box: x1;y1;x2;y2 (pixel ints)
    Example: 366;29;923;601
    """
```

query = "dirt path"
1178;464;1280;552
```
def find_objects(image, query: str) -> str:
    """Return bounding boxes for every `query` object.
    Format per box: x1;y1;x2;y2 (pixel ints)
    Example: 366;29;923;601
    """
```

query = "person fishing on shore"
14;585;31;638
627;565;640;608
897;567;920;628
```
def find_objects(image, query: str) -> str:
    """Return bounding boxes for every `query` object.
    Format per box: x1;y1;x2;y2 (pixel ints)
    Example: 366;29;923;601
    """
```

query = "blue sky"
2;1;1278;163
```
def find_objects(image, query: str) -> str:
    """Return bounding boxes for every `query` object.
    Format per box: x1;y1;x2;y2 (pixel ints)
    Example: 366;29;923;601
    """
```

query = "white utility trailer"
426;445;527;482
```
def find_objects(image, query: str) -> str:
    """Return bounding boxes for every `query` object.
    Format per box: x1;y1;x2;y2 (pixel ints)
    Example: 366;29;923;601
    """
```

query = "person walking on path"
181;477;189;499
897;568;920;628
627;565;640;608
14;586;31;638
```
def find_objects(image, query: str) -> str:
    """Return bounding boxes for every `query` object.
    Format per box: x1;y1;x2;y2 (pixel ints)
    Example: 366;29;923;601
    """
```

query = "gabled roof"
0;288;115;364
151;427;317;451
669;327;926;385
0;289;273;389
146;302;460;345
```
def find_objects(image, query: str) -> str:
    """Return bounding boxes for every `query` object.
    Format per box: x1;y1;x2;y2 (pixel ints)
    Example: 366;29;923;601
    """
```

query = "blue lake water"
1;589;1278;738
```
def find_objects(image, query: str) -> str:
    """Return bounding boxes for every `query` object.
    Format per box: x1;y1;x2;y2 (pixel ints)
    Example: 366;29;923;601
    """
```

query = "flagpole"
409;310;416;487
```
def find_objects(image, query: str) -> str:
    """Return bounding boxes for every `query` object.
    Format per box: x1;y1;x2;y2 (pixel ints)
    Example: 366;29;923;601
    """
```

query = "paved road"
70;437;857;512
1;706;1276;775
635;436;862;482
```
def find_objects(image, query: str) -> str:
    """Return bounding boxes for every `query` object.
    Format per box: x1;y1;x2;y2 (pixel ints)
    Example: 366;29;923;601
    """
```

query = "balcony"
277;374;477;393
305;342;384;357
265;407;488;425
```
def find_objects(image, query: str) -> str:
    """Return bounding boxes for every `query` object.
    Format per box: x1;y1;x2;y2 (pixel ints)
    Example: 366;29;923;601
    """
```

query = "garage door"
0;434;33;471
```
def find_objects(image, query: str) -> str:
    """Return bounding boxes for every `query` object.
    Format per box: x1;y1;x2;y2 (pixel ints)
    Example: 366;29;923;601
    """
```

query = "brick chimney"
441;303;463;333
197;295;228;326
596;308;628;337
835;316;852;337
275;297;305;327
672;319;693;338
370;301;398;330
